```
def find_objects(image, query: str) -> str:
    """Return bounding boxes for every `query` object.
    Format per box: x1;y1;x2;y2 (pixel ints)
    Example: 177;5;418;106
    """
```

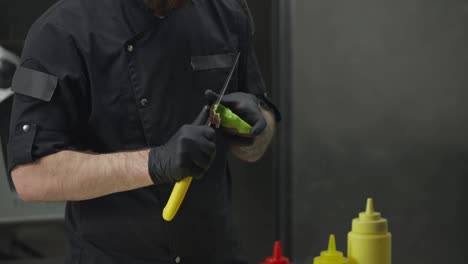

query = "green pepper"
214;104;252;136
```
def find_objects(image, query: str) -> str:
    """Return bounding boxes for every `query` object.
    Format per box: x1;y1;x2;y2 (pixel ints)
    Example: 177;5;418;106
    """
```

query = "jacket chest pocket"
191;53;239;95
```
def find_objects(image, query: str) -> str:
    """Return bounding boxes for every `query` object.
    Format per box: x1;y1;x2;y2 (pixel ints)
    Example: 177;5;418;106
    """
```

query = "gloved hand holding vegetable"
205;90;267;145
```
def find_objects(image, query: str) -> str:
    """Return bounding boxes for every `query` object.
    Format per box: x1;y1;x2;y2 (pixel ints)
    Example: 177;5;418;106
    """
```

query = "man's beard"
144;0;187;15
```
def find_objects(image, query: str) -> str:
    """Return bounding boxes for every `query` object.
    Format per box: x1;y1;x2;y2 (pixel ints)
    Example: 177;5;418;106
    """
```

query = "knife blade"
208;52;241;127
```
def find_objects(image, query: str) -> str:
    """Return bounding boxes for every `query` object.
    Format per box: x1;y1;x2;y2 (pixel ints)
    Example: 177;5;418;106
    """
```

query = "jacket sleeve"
8;20;88;172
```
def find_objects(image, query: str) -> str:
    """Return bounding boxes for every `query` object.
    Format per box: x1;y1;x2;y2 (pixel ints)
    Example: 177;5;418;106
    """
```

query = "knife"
162;52;242;222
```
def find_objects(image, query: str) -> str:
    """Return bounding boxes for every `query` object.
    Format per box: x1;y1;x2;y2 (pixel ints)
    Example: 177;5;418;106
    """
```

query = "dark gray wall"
292;0;468;263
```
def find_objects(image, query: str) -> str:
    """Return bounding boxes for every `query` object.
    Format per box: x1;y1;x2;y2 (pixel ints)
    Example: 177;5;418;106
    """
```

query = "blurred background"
0;0;467;263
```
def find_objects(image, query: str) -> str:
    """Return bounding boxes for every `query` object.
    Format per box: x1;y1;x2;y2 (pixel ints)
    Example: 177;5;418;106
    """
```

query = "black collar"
120;0;196;41
118;0;157;37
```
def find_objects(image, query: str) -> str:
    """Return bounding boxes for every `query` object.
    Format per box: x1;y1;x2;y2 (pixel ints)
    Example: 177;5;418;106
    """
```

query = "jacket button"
22;124;30;132
140;98;149;107
127;44;134;52
175;256;181;263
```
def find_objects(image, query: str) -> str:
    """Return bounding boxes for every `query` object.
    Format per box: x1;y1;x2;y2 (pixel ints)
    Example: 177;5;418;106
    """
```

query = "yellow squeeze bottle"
313;235;350;264
347;198;391;264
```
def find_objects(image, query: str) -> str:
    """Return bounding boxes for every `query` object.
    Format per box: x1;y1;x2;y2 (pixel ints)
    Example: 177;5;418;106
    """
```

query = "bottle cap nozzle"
273;241;282;259
352;198;389;234
328;235;337;253
261;241;290;264
366;198;374;214
313;235;349;264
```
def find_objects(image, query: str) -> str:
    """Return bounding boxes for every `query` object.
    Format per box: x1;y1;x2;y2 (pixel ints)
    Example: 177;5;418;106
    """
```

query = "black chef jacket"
7;0;280;263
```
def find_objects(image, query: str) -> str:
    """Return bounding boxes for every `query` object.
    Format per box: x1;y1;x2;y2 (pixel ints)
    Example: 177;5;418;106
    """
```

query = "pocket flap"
191;53;236;71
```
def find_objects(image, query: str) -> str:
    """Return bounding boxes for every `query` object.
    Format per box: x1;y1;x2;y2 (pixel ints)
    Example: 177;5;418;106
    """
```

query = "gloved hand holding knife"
159;52;244;221
148;105;215;185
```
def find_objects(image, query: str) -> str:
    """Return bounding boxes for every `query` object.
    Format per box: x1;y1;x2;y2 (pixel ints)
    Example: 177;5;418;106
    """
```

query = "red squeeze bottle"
261;241;290;264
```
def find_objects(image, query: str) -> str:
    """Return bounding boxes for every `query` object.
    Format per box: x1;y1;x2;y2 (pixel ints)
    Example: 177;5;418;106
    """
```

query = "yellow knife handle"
162;177;193;221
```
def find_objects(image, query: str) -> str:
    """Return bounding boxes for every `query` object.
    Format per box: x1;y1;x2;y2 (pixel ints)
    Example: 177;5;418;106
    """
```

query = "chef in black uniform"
8;0;280;263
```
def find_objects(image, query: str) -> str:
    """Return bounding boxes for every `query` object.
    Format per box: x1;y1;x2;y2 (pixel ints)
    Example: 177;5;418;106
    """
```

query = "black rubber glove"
148;106;216;184
205;90;267;136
